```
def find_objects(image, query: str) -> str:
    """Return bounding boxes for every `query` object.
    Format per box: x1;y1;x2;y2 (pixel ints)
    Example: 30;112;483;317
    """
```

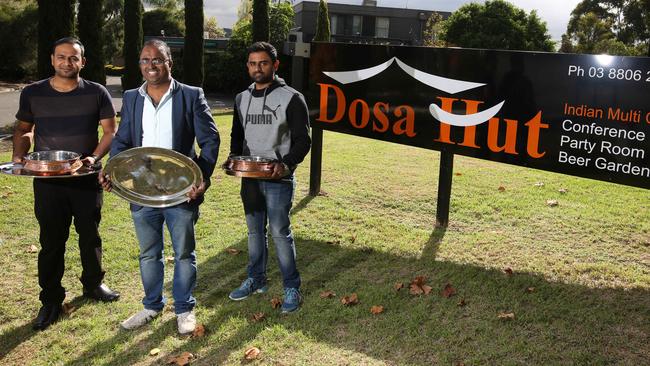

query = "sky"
203;0;582;41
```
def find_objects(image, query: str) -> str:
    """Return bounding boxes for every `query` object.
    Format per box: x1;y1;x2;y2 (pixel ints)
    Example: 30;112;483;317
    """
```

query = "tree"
252;0;269;42
313;0;330;42
442;0;554;52
103;0;125;65
122;0;143;90
562;0;649;55
205;16;225;38
0;0;38;80
423;12;445;47
184;0;203;86
269;1;294;47
78;0;107;85
143;8;185;37
37;0;75;79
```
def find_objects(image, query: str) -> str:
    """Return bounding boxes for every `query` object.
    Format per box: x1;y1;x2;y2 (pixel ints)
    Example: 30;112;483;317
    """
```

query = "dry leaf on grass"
349;234;356;243
62;303;76;315
558;188;568;194
165;256;175;263
503;267;513;276
457;298;467;307
317;190;328;197
546;199;559;207
149;348;161;356
341;293;359;306
370;305;384;315
244;347;261;360
319;290;336;298
226;248;241;255
534;182;545;187
192;324;206;338
498;186;506;192
250;312;265;322
497;312;515;320
0;192;12;199
270;297;282;309
167;352;194;365
526;287;536;293
454;172;462;176
409;276;432;296
441;283;456;298
27;245;38;253
393;282;404;291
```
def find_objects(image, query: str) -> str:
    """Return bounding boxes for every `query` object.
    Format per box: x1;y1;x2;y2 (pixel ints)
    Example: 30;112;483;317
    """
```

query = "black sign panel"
308;43;650;190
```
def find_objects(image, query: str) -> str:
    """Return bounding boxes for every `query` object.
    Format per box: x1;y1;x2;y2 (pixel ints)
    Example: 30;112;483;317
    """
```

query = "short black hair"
247;41;277;62
143;39;173;62
52;37;85;57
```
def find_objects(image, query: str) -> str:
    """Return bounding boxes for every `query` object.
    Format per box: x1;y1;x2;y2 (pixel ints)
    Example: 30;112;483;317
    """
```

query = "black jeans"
33;176;104;305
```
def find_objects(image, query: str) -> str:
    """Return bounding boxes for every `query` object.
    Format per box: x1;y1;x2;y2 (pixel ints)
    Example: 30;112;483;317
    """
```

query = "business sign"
308;43;649;190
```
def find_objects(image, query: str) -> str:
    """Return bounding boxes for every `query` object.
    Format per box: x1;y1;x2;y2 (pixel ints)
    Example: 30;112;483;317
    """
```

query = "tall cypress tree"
78;0;107;85
122;0;143;90
252;0;269;42
37;0;75;79
184;0;204;86
313;0;331;42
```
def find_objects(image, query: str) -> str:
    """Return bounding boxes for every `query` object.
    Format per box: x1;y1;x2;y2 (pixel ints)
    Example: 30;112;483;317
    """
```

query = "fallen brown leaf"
244;347;261;360
457;298;467;307
27;245;38;253
393;282;404;291
558;188;568;194
526;287;535;293
149;348;161;356
409;276;431;296
270;297;282;309
319;290;336;298
250;312;265;322
498;186;506;192
497;312;515;320
168;351;194;365
62;302;76;315
226;248;241;255
341;293;359;306
503;267;513;276
546;199;559;207
422;285;433;295
370;305;384;315
350;234;356;243
317;190;328;197
165;256;175;263
441;283;456;298
409;284;424;295
454;172;462;176
192;324;206;338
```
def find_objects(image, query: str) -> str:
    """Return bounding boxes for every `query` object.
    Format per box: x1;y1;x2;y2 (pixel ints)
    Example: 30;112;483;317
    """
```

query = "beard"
251;71;273;85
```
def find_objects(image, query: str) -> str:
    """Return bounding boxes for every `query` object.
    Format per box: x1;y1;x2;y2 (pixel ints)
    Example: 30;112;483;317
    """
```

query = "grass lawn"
0;111;648;365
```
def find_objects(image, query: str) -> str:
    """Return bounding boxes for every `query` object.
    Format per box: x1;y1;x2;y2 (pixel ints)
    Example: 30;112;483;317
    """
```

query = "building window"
352;15;363;35
376;17;389;38
330;14;339;35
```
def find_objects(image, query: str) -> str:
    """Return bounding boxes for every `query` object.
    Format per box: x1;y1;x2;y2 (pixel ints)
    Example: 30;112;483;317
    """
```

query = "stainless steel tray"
0;162;100;178
104;147;203;208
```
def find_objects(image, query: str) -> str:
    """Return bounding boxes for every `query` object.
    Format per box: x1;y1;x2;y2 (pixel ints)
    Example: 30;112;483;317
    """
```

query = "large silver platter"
104;147;202;208
0;161;100;178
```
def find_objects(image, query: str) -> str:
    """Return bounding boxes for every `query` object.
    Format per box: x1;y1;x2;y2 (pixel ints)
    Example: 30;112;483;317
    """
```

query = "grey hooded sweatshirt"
230;76;311;171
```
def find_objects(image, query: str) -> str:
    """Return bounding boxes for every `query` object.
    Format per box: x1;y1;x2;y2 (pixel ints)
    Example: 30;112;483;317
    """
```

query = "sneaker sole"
228;287;268;301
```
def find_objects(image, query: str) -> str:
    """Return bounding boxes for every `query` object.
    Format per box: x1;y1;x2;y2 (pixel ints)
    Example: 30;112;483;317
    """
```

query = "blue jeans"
131;203;199;314
241;178;300;289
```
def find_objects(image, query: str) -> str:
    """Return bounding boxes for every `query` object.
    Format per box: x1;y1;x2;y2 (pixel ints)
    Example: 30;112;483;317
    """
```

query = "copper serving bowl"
23;150;83;176
222;155;276;178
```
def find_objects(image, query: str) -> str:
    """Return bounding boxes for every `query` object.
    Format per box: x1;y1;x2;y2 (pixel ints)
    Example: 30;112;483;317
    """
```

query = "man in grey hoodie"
228;42;311;313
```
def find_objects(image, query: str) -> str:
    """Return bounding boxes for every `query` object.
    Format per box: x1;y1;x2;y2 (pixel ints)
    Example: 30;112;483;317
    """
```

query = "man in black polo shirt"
12;37;120;331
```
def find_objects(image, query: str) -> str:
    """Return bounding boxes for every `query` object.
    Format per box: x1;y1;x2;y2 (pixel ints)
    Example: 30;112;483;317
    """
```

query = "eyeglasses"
138;58;168;66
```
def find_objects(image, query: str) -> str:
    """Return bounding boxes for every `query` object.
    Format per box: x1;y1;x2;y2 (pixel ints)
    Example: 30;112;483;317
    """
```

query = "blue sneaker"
281;288;302;314
229;278;268;301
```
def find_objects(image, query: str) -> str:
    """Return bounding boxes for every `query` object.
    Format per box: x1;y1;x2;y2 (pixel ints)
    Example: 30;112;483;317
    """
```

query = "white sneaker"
177;311;196;335
120;309;160;330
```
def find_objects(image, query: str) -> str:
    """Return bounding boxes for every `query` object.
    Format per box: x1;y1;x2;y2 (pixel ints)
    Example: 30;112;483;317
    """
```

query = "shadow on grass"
60;225;650;365
0;295;90;361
